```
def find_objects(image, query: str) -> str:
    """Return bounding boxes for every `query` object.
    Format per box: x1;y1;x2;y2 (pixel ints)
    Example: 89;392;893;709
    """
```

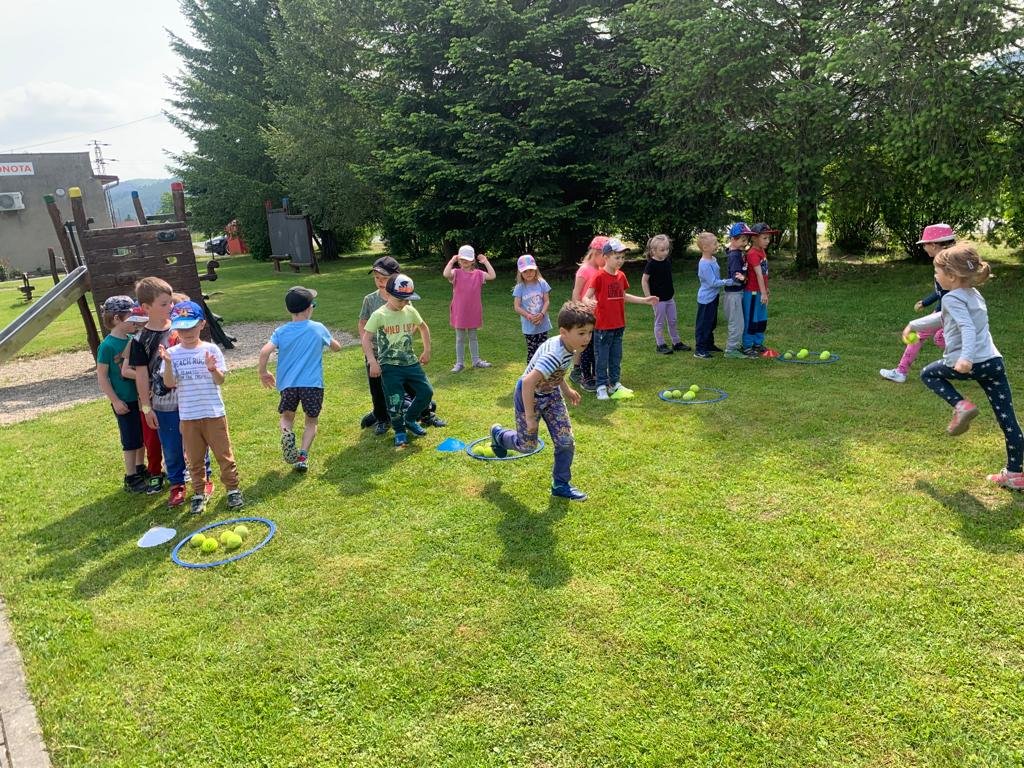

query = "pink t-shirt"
449;267;486;329
575;263;601;299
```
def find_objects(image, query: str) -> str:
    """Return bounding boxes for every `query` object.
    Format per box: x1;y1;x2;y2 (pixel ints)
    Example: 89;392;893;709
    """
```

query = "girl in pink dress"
443;244;497;371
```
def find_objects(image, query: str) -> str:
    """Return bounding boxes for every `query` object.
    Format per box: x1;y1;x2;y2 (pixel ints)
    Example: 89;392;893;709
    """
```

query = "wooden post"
43;194;78;271
171;181;187;223
68;186;90;234
131;190;148;225
48;248;60;285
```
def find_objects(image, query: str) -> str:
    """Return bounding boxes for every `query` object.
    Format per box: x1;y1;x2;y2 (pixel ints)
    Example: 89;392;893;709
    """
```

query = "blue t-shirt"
269;320;333;390
512;279;552;335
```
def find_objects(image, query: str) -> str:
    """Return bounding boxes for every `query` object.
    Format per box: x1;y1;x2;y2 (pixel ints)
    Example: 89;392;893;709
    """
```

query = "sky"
0;1;195;180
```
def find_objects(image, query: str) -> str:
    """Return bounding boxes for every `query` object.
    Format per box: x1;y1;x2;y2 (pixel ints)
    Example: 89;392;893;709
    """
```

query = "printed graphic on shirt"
365;305;423;366
523;336;574;394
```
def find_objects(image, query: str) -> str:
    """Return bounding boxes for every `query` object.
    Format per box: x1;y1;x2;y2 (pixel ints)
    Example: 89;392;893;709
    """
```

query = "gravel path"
0;323;357;426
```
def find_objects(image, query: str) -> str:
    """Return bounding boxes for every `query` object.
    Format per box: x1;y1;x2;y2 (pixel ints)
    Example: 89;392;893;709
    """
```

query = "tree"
167;0;285;259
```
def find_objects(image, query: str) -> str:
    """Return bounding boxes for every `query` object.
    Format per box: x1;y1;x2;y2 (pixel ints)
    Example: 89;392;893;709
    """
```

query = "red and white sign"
0;162;35;176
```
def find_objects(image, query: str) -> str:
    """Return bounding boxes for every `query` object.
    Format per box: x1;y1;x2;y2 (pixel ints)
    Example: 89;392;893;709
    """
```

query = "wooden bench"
18;274;35;302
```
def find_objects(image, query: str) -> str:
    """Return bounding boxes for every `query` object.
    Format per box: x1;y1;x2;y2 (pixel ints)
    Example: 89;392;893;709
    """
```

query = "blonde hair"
578;248;605;268
696;231;719;250
645;234;672;258
516;265;545;284
134;276;173;305
934;243;992;287
171;291;190;303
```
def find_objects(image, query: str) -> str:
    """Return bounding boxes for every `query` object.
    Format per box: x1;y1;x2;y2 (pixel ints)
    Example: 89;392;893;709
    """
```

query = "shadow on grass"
320;432;417;496
483;480;571;589
916;479;1024;554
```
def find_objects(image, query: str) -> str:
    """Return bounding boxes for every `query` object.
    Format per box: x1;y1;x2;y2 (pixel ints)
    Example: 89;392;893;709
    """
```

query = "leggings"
921;356;1024;472
454;328;482;366
896;328;945;375
494;380;575;486
572;338;596;383
525;332;548;365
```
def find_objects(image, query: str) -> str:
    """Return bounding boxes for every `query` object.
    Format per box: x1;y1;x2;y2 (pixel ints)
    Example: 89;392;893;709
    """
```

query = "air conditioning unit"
0;192;26;211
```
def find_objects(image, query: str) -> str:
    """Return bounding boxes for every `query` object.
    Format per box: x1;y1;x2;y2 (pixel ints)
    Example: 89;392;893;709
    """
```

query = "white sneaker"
879;368;907;383
596;385;609;400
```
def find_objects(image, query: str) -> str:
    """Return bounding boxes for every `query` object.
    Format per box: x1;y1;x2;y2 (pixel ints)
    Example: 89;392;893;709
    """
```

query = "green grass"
1;247;1024;767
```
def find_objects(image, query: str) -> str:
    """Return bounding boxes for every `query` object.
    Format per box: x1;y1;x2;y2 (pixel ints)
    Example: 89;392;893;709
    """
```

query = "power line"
1;113;165;153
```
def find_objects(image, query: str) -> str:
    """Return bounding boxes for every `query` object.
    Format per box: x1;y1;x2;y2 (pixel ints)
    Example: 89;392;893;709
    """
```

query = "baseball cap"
728;222;753;238
127;305;149;324
285;286;317;313
602;237;628;254
169;300;206;329
916;223;955;244
517;254;538;272
588;235;609;251
386;273;420;301
101;295;136;315
369;256;401;276
750;223;780;235
457;245;476;261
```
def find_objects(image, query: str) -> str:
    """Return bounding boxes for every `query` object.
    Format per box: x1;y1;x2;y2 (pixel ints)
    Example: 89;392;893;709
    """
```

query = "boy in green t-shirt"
361;274;434;448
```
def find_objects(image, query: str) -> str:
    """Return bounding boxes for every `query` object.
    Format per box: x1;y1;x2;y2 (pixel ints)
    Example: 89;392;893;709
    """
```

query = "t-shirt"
643;258;674;301
575;263;601;299
364;304;424;367
724;248;747;293
97;334;138;403
745;247;769;293
161;341;227;421
512;279;552;335
521;336;574;395
269;319;333;390
359;291;387;355
128;325;179;412
587;269;629;330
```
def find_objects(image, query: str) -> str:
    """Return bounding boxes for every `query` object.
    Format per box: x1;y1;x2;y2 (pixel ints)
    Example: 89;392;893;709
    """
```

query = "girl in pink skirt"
443;244;497;371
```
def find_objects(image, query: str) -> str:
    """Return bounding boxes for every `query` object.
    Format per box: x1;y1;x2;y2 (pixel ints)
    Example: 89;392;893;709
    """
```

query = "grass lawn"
1;246;1023;767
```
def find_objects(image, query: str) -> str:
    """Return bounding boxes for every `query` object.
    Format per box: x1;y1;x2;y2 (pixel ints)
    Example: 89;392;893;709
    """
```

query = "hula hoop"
658;387;728;405
465;435;546;461
171;516;277;569
775;353;840;365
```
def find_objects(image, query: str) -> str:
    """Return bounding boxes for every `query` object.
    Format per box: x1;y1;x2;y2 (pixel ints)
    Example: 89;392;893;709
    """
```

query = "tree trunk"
795;174;821;272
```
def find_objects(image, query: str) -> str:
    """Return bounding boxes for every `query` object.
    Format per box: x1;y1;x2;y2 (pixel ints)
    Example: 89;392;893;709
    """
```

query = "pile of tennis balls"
189;524;251;555
782;348;831;361
667;384;701;400
472;443;496;457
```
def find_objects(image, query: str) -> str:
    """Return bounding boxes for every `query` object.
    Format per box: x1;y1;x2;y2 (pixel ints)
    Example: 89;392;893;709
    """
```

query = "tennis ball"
670;389;683;399
783;351;793;359
797;348;809;359
224;533;242;551
201;538;218;553
219;530;233;545
689;384;700;392
682;391;696;401
233;525;250;540
906;332;919;344
479;445;495;458
189;533;206;548
819;350;831;360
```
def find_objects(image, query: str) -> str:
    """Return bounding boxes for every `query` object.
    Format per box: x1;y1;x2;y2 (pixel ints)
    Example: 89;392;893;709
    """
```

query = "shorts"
113;400;144;451
278;387;324;418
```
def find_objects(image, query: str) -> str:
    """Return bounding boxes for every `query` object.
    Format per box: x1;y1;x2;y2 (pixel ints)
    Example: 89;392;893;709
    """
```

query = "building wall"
0;152;114;274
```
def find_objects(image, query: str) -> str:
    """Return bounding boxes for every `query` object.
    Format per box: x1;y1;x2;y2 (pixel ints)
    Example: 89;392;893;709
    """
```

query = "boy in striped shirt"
490;301;595;501
159;301;244;514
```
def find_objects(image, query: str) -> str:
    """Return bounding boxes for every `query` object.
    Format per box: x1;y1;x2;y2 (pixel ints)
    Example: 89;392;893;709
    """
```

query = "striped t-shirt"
521;336;574;394
162;341;227;420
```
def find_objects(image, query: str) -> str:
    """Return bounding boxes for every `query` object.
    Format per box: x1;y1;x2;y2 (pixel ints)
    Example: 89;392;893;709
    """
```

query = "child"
584;238;659;400
880;223;956;383
722;223;752;358
159;301;244;513
443;245;496;371
641;234;690;354
129;276;193;508
122;305;165;487
694;232;737;358
96;296;147;493
906;243;1023;490
361;274;434;448
568;235;607;391
512;254;552;364
358;257;447;435
742;222;776;355
258;286;343;471
490;301;595;501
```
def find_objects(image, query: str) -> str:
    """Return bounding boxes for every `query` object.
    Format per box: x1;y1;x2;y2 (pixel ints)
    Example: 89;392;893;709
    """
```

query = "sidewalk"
0;597;51;768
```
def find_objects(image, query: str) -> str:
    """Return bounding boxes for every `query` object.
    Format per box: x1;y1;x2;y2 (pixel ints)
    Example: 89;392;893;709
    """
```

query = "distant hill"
108;178;178;224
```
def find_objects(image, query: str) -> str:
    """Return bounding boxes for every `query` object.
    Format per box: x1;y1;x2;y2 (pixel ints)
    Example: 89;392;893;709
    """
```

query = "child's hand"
205;351;220;373
734;272;746;282
565;387;581;406
477;253;489;263
914;300;924;311
419;350;431;365
954;358;973;374
112;398;130;415
260;371;276;389
901;325;915;344
157;344;170;362
525;415;539;433
368;361;382;378
646;296;659;306
760;292;769;305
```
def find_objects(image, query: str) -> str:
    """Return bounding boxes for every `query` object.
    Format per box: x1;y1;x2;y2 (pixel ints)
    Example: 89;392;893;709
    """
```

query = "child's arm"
120;340;137;380
584;286;596;302
360;330;381;377
559;373;581;406
916;289;941;312
257;341;277;388
479;254;497;281
540;290;550;320
96;363;129;415
943;295;976;372
442;255;459;282
329;338;343;351
520;370;544;432
514;296;530;320
904;312;942;343
625;292;659;306
641;273;652;298
418;321;432;365
698;261;735;291
159;346;176;389
755;266;768;302
572;273;590;302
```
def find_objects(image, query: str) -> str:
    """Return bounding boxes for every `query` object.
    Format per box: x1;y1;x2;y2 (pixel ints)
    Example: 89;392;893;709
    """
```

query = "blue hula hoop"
465;435;545;461
775;352;840;365
171;516;277;569
658;387;728;405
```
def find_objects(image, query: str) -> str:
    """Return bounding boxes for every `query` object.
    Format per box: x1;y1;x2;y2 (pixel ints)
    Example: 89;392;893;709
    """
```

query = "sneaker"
168;484;187;508
406;421;428;437
450;363;464;373
490;424;508;458
226;489;245;510
136;465;152;480
360;412;378;429
986;468;1024;490
422;413;447;428
879;368;907;383
742;348;759;358
281;430;300;463
710;345;724;353
394;432;409;448
294;451;308;473
580;378;598;393
551;483;588;501
124;473;148;493
146;472;166;495
947;400;979;436
204;479;215;498
752;344;766;353
569;370;582;386
189;494;207;515
724;349;749;359
672;342;691;352
596;385;609;400
373;421;390;436
656;344;673;355
472;360;492;368
693;351;712;359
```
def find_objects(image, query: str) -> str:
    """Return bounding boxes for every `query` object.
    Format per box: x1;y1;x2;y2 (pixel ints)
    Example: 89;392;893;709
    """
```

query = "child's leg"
695;301;713;353
723;292;743;351
665;299;682;345
653;302;667;347
973;358;1024;472
401;364;434;425
140;411;163;475
608;328;624;386
538;392;575;487
896;328;936;375
454;329;467;368
203;416;240;490
380;365;408;433
748;296;767;347
367;362;389;423
468;329;486;364
154;409;186;486
525;332;547;365
115;403;144;475
296;388;324;452
920;359;971;406
497;381;541;453
594;330;611;388
573;338;596;383
179;419;209;497
934;328;946;349
708;295;719;348
741;292;756;349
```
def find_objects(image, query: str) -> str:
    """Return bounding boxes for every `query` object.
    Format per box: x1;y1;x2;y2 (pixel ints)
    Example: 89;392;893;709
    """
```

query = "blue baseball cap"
169;300;206;329
728;222;753;238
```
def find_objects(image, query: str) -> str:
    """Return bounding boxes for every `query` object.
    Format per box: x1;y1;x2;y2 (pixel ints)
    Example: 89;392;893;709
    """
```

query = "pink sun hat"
916;223;955;245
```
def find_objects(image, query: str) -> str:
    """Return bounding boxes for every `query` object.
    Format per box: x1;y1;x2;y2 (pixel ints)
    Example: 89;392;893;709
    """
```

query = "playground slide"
0;266;90;364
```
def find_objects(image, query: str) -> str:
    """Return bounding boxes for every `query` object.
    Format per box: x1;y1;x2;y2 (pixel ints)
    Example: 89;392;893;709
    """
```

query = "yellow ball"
189;534;206;549
219;530;233;545
224;533;243;551
201;538;218;554
797;348;809;359
682;391;696;401
906;332;919;344
819;350;831;360
689;384;699;392
233;525;250;540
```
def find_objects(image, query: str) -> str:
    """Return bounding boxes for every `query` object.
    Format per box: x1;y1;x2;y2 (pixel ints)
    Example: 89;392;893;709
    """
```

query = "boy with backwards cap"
258;286;344;471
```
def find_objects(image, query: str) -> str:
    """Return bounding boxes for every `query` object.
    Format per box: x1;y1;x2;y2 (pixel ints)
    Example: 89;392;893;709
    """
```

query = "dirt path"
0;323;357;426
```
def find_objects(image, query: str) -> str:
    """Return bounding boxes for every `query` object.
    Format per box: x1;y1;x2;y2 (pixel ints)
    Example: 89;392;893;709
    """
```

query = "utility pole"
88;140;117;224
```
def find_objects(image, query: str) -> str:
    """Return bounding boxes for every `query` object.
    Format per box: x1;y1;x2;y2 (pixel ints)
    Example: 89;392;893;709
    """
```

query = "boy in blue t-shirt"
258;286;343;471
